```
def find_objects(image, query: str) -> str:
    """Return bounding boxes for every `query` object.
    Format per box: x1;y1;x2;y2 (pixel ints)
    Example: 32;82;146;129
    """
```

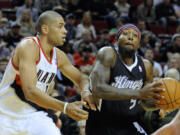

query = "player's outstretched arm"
16;40;87;121
90;47;164;101
56;48;97;111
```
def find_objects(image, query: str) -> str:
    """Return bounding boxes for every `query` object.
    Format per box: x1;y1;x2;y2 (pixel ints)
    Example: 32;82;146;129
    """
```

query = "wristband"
63;102;68;114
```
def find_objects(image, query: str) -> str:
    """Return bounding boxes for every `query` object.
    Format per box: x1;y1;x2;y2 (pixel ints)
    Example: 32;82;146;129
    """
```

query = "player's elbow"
23;86;37;101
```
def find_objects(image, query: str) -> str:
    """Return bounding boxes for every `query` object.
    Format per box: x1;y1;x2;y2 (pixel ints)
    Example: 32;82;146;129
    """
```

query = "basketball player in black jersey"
85;24;164;135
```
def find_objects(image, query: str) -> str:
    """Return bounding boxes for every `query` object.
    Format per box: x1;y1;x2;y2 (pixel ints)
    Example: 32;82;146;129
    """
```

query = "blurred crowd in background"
0;0;180;135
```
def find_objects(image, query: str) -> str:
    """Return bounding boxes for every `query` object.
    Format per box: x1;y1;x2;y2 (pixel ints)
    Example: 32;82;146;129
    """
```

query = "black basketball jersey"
86;47;148;135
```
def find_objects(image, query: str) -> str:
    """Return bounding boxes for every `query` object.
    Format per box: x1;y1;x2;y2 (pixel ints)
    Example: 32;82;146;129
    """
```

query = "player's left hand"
66;101;89;121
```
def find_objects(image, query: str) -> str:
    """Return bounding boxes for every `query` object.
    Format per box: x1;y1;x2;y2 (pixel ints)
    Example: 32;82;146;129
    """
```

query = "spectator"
173;0;180;20
144;47;163;77
137;19;149;33
166;33;180;59
109;17;125;36
0;57;9;82
96;29;112;49
73;43;95;68
75;11;96;40
34;0;62;13
163;53;180;73
138;32;151;56
73;30;97;54
16;9;35;37
58;41;74;64
155;0;177;27
153;0;163;6
114;0;130;21
3;22;23;50
137;19;160;48
164;68;180;80
0;35;11;58
16;0;38;22
65;13;76;41
137;0;156;23
0;18;8;36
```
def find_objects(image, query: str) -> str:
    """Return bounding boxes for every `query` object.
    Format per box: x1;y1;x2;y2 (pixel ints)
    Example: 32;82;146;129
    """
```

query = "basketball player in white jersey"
0;11;96;135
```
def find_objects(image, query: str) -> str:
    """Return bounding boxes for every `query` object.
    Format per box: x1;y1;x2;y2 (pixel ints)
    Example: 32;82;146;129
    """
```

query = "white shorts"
0;111;61;135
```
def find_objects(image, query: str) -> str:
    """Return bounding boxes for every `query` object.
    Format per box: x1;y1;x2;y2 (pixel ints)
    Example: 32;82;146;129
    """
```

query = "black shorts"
86;120;148;135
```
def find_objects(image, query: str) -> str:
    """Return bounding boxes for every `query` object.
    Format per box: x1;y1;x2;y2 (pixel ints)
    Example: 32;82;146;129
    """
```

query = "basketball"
155;78;180;110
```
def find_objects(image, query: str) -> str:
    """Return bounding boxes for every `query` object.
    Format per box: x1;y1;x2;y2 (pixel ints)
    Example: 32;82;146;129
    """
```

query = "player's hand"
137;82;165;101
151;121;179;135
81;90;97;111
66;101;89;121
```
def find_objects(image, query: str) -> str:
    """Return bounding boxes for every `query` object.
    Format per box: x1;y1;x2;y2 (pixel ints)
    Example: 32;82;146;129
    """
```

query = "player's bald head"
36;11;62;34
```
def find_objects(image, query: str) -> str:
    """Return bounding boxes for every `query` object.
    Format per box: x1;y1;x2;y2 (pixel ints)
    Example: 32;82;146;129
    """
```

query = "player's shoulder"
142;58;153;68
17;37;39;53
142;58;153;74
55;47;70;66
55;47;66;58
15;37;39;60
97;46;116;67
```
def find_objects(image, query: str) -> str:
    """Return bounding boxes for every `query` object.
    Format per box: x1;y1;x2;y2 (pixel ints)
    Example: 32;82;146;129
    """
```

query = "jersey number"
129;99;137;110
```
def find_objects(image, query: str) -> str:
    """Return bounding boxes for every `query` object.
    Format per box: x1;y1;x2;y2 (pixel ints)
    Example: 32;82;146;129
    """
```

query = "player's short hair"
35;10;62;34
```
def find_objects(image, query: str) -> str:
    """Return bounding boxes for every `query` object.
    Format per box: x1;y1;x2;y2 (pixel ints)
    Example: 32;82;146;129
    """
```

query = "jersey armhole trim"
11;51;19;71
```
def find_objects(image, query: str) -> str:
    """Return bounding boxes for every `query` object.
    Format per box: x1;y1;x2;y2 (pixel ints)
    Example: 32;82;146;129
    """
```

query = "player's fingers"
152;81;163;87
71;111;88;121
83;103;90;109
152;93;164;100
74;109;89;120
75;107;89;115
82;97;96;111
94;98;99;107
74;101;86;106
81;98;90;109
86;98;96;111
152;88;165;93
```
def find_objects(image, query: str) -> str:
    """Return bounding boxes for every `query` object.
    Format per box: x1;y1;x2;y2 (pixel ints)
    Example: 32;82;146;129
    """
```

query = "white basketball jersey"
0;37;58;118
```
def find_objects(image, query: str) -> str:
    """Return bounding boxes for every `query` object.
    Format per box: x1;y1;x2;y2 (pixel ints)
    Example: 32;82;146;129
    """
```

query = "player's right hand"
137;82;165;101
66;101;89;121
